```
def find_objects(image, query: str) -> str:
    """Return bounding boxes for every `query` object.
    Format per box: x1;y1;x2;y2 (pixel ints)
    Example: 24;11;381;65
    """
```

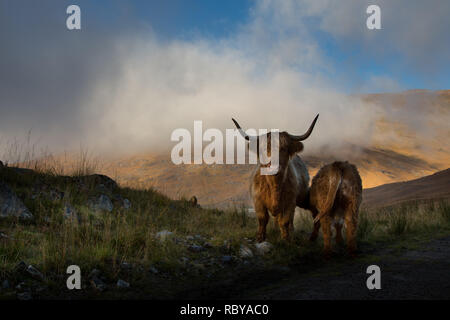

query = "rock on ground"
26;265;44;280
0;182;33;219
2;279;10;289
88;194;113;213
117;279;130;288
240;245;254;258
90;277;106;291
189;244;205;252
123;199;131;209
155;230;174;241
63;204;81;223
17;292;32;300
255;241;273;255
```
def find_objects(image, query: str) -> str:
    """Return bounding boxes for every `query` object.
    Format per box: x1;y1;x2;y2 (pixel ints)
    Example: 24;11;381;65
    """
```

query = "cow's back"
291;155;310;209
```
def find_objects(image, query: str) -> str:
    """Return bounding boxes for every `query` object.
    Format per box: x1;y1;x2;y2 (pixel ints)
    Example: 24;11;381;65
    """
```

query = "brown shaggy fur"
250;139;310;242
232;115;318;242
308;161;362;255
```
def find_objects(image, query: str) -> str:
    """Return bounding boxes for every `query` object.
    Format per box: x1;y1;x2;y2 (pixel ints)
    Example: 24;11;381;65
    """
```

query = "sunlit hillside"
94;90;449;208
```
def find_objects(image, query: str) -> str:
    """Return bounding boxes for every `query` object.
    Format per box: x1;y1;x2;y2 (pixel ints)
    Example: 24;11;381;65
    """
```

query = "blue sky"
79;0;449;92
1;0;449;152
2;0;448;91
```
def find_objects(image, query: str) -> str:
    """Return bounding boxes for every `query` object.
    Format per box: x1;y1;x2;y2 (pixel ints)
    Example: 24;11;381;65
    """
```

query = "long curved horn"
288;114;319;141
232;118;252;141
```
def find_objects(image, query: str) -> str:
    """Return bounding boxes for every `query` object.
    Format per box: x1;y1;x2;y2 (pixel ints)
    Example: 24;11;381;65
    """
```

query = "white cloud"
1;0;448;157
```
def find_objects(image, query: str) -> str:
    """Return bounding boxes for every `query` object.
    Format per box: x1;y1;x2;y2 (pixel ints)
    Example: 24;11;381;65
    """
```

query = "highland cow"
232;115;319;242
308;161;362;255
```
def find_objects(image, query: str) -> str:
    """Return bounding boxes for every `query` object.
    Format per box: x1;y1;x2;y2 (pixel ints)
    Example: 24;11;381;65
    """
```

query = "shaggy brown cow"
308;161;362;255
232;115;319;242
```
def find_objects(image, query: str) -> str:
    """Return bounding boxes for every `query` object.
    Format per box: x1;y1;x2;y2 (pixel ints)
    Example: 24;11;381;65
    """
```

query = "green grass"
1;158;450;297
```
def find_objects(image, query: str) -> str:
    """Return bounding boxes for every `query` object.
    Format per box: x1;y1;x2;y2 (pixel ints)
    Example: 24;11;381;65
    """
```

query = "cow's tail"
313;173;342;223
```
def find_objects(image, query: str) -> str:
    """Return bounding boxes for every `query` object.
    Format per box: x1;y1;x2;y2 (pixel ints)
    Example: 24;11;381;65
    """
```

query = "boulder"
77;174;118;191
239;245;254;258
0;182;33;219
88;194;113;213
255;241;273;255
116;279;130;288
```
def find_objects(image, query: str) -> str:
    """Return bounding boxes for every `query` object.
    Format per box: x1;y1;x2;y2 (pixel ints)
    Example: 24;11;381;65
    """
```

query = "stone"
222;240;232;252
180;257;190;264
17;292;32;300
0;182;33;220
188;244;205;253
15;261;27;272
88;194;113;213
48;189;64;201
204;242;213;248
90;277;106;291
77;174;118;191
88;268;101;279
117;279;130;288
255;241;273;255
26;265;44;280
15;282;26;290
149;266;159;274
192;262;206;271
123;199;131;210
2;279;10;289
120;262;132;270
239;245;254;258
155;230;174;241
63;204;80;223
194;235;204;241
277;266;291;273
221;255;233;264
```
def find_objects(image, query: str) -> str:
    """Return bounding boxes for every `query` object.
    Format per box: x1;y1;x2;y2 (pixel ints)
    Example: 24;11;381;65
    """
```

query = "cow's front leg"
255;202;269;243
278;206;295;241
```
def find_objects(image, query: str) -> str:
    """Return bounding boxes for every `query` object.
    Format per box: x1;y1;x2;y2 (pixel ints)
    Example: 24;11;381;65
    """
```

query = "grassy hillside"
363;168;450;208
1;163;450;299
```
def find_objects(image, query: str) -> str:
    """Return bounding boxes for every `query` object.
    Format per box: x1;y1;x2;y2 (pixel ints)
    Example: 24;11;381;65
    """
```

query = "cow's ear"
289;141;304;155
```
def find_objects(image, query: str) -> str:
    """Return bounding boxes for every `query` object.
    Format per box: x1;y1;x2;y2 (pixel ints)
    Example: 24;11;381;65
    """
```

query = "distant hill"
91;90;449;208
362;168;450;208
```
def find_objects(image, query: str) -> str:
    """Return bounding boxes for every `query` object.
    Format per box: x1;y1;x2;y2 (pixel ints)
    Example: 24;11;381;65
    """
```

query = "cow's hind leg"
344;203;358;255
255;203;269;243
309;211;321;242
289;211;295;237
335;220;344;246
321;215;333;257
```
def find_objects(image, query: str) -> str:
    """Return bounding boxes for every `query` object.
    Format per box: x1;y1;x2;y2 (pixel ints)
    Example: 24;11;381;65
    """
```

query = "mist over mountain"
94;90;450;208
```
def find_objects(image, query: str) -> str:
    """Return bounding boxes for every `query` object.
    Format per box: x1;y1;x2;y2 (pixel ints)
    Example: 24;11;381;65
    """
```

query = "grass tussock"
1;137;450;296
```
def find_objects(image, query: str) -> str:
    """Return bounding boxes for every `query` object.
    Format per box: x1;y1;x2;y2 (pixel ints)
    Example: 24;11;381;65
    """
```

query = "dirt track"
238;236;450;300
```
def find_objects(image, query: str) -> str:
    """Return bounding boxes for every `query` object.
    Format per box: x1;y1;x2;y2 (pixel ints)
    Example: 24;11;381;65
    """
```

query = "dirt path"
238;236;450;299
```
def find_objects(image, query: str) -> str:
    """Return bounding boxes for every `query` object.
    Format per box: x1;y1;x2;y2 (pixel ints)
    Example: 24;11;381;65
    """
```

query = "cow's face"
232;114;319;173
257;132;304;169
